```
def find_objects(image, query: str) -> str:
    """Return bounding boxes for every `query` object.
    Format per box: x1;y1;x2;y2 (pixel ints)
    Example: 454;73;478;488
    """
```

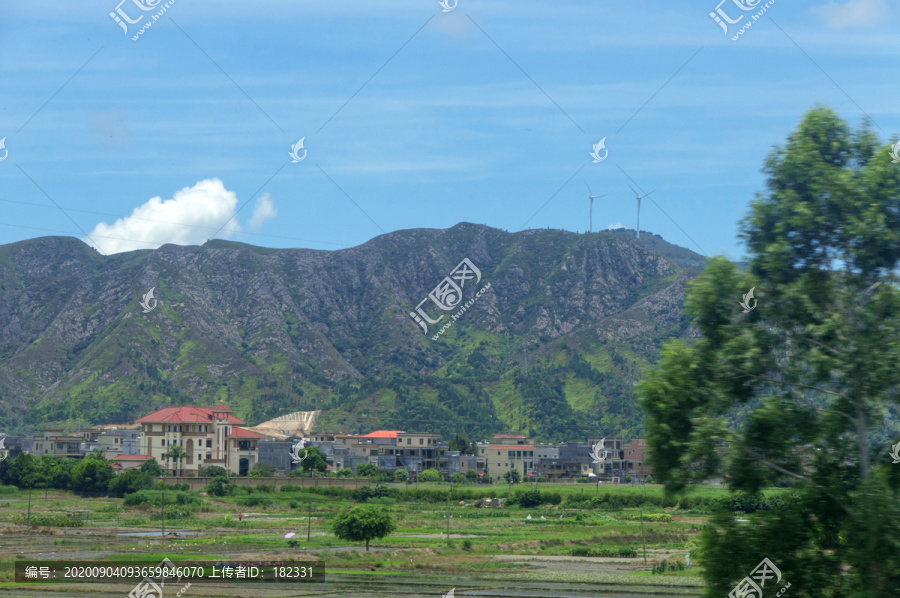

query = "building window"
198;454;202;461
419;439;423;445
206;439;212;448
162;440;166;446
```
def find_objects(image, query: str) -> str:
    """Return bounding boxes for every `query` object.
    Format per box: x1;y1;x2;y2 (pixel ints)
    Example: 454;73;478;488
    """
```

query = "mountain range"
0;223;705;442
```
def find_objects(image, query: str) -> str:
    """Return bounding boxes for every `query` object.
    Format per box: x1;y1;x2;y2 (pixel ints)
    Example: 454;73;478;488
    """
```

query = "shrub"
199;465;228;478
235;495;272;507
419;469;442;483
515;490;543;508
355;463;379;478
462;539;473;551
652;559;687;574
250;463;274;477
140;459;163;476
357;485;393;502
206;476;232;497
13;514;85;527
108;470;153;498
124;490;201;507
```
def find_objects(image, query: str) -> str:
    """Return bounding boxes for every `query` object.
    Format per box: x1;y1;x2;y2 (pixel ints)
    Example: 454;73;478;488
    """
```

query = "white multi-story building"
136;403;263;476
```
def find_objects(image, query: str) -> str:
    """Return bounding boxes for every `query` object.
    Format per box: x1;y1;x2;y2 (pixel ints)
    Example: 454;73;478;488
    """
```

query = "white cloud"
607;222;624;230
86;178;240;254
811;0;890;30
249;193;276;231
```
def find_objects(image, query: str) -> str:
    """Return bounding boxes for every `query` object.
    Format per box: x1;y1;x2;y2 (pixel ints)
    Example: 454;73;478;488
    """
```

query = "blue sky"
0;0;897;260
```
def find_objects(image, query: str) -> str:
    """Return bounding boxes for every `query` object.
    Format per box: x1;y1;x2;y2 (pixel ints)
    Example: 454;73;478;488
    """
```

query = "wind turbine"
626;184;654;239
585;182;606;234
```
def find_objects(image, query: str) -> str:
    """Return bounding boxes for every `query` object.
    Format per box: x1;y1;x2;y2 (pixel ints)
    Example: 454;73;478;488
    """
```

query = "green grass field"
0;481;767;595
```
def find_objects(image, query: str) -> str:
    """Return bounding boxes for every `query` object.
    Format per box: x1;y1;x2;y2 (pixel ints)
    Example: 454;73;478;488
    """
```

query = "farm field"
0;481;784;596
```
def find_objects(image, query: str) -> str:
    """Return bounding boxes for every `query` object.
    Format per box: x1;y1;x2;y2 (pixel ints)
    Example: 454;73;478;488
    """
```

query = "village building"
135;403;264;476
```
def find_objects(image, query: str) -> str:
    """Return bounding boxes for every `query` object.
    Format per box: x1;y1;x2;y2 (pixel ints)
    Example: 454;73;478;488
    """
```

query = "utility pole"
446;492;451;545
640;504;647;564
635;478;647;564
27;486;32;525
307;500;311;541
161;482;166;538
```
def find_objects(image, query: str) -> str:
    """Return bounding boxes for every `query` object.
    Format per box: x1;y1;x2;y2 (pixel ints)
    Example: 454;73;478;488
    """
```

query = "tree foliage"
299;447;328;473
140;459;163;476
355;463;379;478
70;458;115;494
419;468;441;482
639;107;900;596
108;469;153;497
503;469;521;484
331;505;396;551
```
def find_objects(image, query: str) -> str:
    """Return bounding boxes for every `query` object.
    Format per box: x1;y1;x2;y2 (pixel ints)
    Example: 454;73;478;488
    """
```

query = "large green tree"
298;447;328;474
639;107;900;596
70;458;114;494
331;505;396;551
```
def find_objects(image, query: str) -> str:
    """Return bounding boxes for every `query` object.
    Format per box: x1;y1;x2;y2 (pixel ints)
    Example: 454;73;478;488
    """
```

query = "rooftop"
136;405;245;425
360;430;404;439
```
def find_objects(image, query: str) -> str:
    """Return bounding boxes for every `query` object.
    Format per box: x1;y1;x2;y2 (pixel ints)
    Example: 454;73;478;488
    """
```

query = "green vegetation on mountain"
0;223;703;441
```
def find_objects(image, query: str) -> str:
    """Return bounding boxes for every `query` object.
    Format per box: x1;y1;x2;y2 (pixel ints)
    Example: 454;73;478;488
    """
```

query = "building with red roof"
136;403;264;476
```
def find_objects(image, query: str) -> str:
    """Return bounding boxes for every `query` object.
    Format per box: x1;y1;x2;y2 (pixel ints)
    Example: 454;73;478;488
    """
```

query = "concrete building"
257;440;300;475
481;434;535;482
135;403;264;476
33;430;84;458
623;438;651;480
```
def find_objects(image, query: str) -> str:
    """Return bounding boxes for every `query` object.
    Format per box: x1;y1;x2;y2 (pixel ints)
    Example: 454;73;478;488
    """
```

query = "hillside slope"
0;224;704;441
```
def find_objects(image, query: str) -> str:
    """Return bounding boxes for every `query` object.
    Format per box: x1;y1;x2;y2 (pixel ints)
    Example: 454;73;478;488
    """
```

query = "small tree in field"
394;468;409;483
331;505;396;551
